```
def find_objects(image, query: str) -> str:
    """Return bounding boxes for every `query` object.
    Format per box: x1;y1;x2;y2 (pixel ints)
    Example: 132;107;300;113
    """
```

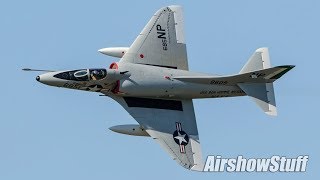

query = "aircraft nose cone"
36;72;65;87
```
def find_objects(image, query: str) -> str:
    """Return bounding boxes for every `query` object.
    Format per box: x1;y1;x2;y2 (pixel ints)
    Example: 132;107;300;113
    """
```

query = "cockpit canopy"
54;69;107;81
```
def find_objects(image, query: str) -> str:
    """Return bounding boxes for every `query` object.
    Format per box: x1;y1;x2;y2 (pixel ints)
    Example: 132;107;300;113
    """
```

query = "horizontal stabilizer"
240;47;271;74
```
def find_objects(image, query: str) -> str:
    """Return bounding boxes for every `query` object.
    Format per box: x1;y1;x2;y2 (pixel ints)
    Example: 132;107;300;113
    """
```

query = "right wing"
120;5;189;70
109;96;204;171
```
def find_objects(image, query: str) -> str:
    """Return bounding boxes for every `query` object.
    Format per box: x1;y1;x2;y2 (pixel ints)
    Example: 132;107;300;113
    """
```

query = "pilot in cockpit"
90;70;98;80
90;69;106;81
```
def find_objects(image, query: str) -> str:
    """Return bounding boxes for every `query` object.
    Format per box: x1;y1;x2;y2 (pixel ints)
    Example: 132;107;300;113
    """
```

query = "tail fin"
238;47;291;116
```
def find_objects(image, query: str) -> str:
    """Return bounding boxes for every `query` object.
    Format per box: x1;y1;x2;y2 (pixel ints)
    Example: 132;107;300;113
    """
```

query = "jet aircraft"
24;5;294;171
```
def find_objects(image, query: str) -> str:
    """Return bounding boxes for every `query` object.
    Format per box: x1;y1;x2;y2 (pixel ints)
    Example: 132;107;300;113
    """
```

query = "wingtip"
256;47;268;52
168;5;182;9
266;111;277;116
190;163;205;172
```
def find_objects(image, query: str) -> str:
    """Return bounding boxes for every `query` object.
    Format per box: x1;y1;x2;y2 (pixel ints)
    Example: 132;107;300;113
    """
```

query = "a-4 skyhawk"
24;5;294;171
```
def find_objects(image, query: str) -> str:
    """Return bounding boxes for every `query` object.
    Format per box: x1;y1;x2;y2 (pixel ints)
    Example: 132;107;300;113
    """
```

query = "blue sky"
1;0;319;179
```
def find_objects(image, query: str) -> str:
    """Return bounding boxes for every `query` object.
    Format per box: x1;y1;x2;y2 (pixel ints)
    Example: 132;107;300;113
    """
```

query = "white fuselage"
36;62;245;100
116;62;245;99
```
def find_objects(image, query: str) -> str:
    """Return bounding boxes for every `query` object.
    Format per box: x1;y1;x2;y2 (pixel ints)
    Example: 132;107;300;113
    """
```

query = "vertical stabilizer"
238;83;277;116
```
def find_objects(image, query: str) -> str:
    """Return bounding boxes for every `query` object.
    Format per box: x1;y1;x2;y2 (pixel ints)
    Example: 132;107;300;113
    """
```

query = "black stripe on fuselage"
137;63;177;69
123;97;183;111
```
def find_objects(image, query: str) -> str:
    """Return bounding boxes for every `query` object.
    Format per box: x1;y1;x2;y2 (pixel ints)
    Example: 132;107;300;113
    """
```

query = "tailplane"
238;47;293;116
239;47;271;74
173;47;294;116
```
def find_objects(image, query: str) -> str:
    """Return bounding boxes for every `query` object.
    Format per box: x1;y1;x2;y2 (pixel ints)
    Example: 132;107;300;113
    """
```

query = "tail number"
156;25;167;51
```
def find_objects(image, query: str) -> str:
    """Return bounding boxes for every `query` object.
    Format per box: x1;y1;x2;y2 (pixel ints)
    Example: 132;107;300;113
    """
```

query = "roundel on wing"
172;130;189;146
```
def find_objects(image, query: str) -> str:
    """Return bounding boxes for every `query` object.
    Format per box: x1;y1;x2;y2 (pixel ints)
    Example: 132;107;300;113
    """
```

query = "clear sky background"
1;0;319;179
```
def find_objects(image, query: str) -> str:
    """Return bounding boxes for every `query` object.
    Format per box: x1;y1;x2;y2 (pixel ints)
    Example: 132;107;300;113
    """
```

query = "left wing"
109;96;203;171
120;5;188;70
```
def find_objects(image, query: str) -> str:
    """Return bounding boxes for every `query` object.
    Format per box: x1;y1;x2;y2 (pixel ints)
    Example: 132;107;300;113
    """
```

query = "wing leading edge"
120;5;188;70
109;95;203;171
